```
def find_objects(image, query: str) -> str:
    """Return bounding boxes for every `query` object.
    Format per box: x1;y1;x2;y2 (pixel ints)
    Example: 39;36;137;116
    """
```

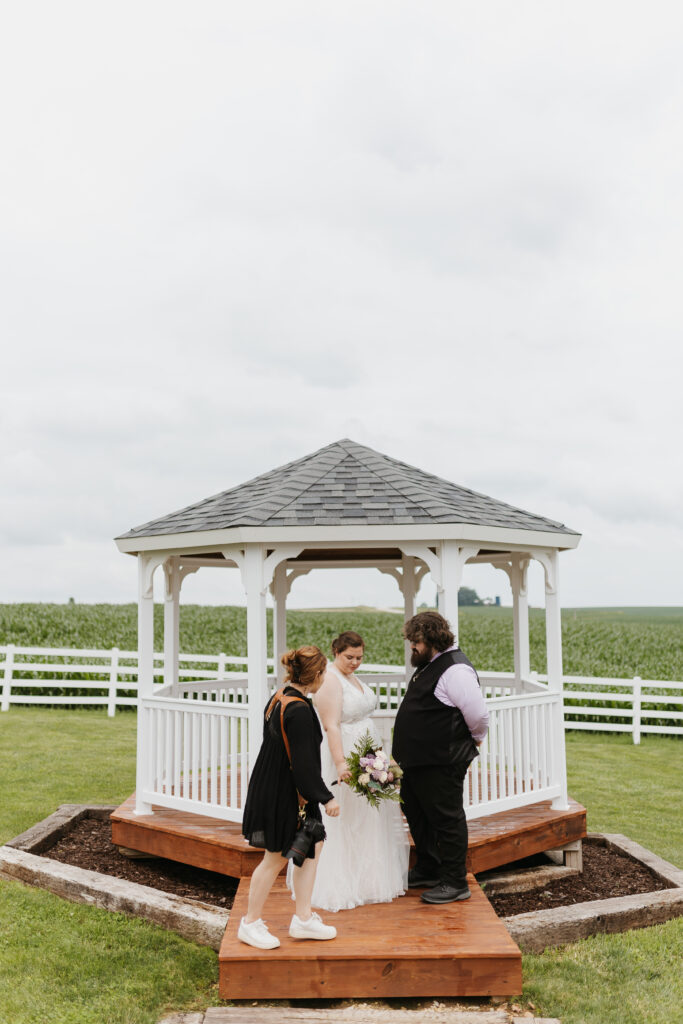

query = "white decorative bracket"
178;563;200;587
529;549;557;595
517;556;530;597
378;566;403;588
378;562;430;597
491;555;530;601
162;559;177;600
162;558;200;600
220;546;247;588
398;543;443;588
452;544;481;572
139;553;169;600
269;566;312;598
286;567;312;594
415;563;429;589
223;544;305;596
491;559;514;583
263;546;305;593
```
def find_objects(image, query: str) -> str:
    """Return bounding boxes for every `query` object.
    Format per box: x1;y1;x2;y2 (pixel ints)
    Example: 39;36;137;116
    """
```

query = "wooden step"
218;876;522;999
111;794;586;878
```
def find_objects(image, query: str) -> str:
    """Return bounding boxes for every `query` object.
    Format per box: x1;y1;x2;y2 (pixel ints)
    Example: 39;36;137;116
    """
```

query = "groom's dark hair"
403;611;454;652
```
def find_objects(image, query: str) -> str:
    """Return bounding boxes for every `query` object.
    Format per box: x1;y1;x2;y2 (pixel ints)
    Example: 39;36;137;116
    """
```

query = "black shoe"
407;869;440;889
421;883;471;904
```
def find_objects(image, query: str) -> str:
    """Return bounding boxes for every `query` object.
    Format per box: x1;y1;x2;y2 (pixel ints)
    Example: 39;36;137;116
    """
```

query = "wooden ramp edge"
111;794;586;879
218;876;522;1000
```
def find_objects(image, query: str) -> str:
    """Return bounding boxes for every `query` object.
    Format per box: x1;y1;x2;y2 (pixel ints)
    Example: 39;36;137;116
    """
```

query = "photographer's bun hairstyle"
281;645;327;689
331;631;365;656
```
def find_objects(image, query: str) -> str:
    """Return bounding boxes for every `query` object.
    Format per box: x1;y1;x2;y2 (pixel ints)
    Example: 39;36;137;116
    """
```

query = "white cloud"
1;1;682;610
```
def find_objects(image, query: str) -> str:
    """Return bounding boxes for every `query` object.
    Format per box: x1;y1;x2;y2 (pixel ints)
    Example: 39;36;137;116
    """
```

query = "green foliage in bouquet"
345;730;403;808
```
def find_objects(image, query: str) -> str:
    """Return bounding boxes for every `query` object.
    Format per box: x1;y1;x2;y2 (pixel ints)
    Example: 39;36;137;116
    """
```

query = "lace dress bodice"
328;664;378;732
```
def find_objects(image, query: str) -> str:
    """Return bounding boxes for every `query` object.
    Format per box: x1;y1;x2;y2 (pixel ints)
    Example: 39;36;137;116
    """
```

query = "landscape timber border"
158;1009;562;1024
0;804;227;949
504;832;683;952
1;808;683;956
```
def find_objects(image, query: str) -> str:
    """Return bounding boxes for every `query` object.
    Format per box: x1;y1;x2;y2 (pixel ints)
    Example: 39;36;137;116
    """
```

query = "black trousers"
401;761;469;888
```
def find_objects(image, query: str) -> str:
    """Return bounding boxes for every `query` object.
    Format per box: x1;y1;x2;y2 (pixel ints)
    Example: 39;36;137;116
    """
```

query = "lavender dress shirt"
432;645;489;743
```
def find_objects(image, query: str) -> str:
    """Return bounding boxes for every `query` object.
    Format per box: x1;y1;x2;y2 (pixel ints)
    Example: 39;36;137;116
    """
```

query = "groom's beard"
410;647;433;670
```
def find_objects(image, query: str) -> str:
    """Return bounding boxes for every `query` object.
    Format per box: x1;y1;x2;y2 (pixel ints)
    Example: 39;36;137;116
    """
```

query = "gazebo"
114;438;581;827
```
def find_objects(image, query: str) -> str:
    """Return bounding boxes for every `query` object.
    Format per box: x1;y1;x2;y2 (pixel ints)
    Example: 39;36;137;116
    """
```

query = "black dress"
242;686;334;859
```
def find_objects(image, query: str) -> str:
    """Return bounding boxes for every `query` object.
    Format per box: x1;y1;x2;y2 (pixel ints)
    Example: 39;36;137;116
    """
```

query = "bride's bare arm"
314;671;351;783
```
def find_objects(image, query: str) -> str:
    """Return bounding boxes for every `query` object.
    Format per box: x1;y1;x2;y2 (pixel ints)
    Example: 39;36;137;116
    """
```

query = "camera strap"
266;688;308;811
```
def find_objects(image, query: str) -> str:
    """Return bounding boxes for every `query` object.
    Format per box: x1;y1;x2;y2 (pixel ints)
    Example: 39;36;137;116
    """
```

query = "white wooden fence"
1;644;682;743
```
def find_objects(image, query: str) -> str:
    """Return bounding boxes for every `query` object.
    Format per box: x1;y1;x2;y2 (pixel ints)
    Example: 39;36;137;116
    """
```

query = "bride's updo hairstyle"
331;631;365;656
281;645;327;689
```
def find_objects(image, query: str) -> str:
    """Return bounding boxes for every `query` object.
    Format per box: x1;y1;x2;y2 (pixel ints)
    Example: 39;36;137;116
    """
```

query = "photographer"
240;645;340;949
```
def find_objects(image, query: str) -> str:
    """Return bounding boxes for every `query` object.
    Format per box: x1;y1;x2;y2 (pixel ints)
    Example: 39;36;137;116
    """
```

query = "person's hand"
335;759;351;784
324;798;340;817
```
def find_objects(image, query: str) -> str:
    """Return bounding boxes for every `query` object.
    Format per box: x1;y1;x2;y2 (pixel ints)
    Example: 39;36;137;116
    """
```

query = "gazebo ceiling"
116;439;579;548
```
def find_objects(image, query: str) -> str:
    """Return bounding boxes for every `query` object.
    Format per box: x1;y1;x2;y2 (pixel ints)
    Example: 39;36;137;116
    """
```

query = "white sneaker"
289;912;337;940
237;917;280;949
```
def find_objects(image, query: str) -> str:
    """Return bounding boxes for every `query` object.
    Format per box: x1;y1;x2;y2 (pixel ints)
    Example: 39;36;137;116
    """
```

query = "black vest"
392;648;480;769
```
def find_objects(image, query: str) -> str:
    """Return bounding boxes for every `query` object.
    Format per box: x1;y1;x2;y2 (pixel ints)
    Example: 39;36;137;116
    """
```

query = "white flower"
373;756;386;770
374;748;385;759
379;771;388;783
358;772;371;785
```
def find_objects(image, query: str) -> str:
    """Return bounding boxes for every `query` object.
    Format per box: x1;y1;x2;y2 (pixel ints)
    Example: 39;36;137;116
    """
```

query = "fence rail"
1;644;681;742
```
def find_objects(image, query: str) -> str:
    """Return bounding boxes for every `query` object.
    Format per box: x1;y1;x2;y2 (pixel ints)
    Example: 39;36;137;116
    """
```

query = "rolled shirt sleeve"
434;662;489;743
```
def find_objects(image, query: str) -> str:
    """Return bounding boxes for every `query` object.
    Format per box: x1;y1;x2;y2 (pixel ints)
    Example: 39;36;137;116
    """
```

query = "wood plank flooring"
109;794;582;999
111;794;586;878
218;876;522;999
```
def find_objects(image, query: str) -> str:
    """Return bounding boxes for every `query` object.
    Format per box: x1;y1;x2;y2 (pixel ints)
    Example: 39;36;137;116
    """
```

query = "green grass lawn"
1;708;681;1024
531;733;683;1024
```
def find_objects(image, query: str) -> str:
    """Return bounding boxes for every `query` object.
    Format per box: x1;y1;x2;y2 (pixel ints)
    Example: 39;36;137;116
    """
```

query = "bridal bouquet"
346;731;403;808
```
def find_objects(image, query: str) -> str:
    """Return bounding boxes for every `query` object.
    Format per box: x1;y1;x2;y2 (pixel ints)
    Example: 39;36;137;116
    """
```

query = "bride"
288;630;409;912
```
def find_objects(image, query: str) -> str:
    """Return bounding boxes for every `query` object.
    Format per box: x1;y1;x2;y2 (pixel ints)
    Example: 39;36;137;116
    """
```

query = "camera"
285;815;326;867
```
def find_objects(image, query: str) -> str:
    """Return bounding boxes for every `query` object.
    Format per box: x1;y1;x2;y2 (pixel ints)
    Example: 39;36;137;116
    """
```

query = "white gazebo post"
163;557;180;696
511;557;531;688
401;554;416;679
272;561;288;685
534;548;569;810
242;545;269;774
439;541;480;645
135;553;160;815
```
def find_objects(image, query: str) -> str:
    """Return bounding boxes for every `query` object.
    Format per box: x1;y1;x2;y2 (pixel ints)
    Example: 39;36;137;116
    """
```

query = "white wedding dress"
288;663;409;912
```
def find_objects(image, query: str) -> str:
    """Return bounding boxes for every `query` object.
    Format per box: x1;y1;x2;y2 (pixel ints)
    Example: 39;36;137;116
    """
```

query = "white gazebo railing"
134;669;564;824
139;695;250;819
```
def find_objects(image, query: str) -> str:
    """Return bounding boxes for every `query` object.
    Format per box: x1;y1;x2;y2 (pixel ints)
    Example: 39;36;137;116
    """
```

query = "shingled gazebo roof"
117;439;578;544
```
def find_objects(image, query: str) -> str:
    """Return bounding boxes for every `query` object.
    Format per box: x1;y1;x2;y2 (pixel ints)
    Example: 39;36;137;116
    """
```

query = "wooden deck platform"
218;876;522;1000
109;795;585;999
110;794;586;878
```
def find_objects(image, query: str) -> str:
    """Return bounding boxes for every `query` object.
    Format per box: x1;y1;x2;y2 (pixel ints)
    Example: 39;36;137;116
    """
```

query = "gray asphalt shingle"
117;439;579;539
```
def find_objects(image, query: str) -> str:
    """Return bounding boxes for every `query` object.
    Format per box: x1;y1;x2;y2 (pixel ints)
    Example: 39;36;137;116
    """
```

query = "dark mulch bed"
46;817;239;909
485;840;674;916
46;819;672;916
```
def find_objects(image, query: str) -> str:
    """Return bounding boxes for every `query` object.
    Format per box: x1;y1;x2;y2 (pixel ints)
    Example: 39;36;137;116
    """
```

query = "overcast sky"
2;2;682;612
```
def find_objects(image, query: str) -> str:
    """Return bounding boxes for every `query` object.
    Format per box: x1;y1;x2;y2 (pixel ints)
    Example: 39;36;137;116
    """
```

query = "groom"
392;611;489;904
